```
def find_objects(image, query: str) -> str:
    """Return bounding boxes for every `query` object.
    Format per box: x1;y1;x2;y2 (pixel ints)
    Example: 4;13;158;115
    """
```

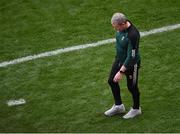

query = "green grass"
0;0;180;61
0;29;180;132
0;0;180;133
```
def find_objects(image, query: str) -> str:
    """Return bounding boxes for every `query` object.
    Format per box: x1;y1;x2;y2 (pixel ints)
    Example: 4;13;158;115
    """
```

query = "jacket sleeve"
123;32;140;68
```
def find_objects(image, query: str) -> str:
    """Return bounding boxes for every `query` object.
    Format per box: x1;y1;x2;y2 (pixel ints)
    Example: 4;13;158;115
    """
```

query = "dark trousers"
108;59;140;109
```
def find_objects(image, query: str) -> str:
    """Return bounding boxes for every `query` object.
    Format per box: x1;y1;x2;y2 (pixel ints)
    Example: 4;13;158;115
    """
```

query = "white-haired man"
105;13;142;119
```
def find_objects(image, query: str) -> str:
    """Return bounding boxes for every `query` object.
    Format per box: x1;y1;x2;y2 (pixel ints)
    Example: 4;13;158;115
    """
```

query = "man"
104;13;142;119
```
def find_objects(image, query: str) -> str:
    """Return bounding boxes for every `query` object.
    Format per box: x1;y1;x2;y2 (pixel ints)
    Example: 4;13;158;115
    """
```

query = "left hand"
113;71;123;83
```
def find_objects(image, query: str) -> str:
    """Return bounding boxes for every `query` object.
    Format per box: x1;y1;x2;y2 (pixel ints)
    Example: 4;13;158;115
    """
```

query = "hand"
113;71;123;83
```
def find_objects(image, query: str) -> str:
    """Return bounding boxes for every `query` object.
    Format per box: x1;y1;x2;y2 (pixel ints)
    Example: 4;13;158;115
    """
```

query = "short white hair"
111;13;127;25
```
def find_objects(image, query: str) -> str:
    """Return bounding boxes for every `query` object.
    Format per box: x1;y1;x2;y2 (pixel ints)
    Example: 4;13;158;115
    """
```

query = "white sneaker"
104;104;125;116
123;107;142;119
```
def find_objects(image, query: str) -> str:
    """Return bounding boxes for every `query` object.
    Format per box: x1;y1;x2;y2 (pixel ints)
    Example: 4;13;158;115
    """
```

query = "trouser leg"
126;64;140;109
108;59;122;105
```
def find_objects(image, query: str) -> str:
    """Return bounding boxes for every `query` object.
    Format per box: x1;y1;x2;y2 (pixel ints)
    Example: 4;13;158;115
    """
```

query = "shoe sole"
123;112;142;119
104;110;126;117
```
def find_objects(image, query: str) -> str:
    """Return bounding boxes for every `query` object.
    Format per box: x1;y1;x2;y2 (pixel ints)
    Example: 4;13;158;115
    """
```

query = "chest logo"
121;36;124;41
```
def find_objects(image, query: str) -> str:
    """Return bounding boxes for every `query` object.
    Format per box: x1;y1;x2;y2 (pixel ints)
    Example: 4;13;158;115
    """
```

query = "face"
112;22;126;32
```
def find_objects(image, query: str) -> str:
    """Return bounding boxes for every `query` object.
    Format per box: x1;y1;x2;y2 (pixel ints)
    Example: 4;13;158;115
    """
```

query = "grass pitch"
0;0;180;132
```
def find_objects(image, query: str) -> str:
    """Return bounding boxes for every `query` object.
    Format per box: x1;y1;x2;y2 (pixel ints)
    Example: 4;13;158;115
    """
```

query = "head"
111;13;128;32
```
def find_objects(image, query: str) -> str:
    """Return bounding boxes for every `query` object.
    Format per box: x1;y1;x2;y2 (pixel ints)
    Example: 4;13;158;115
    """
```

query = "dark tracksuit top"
115;22;141;69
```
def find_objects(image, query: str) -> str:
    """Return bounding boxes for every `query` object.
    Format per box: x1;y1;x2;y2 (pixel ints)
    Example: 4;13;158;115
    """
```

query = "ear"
122;22;127;25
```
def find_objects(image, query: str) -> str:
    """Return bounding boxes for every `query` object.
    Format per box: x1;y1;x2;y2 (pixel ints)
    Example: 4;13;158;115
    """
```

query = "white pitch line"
0;23;180;68
7;98;26;106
